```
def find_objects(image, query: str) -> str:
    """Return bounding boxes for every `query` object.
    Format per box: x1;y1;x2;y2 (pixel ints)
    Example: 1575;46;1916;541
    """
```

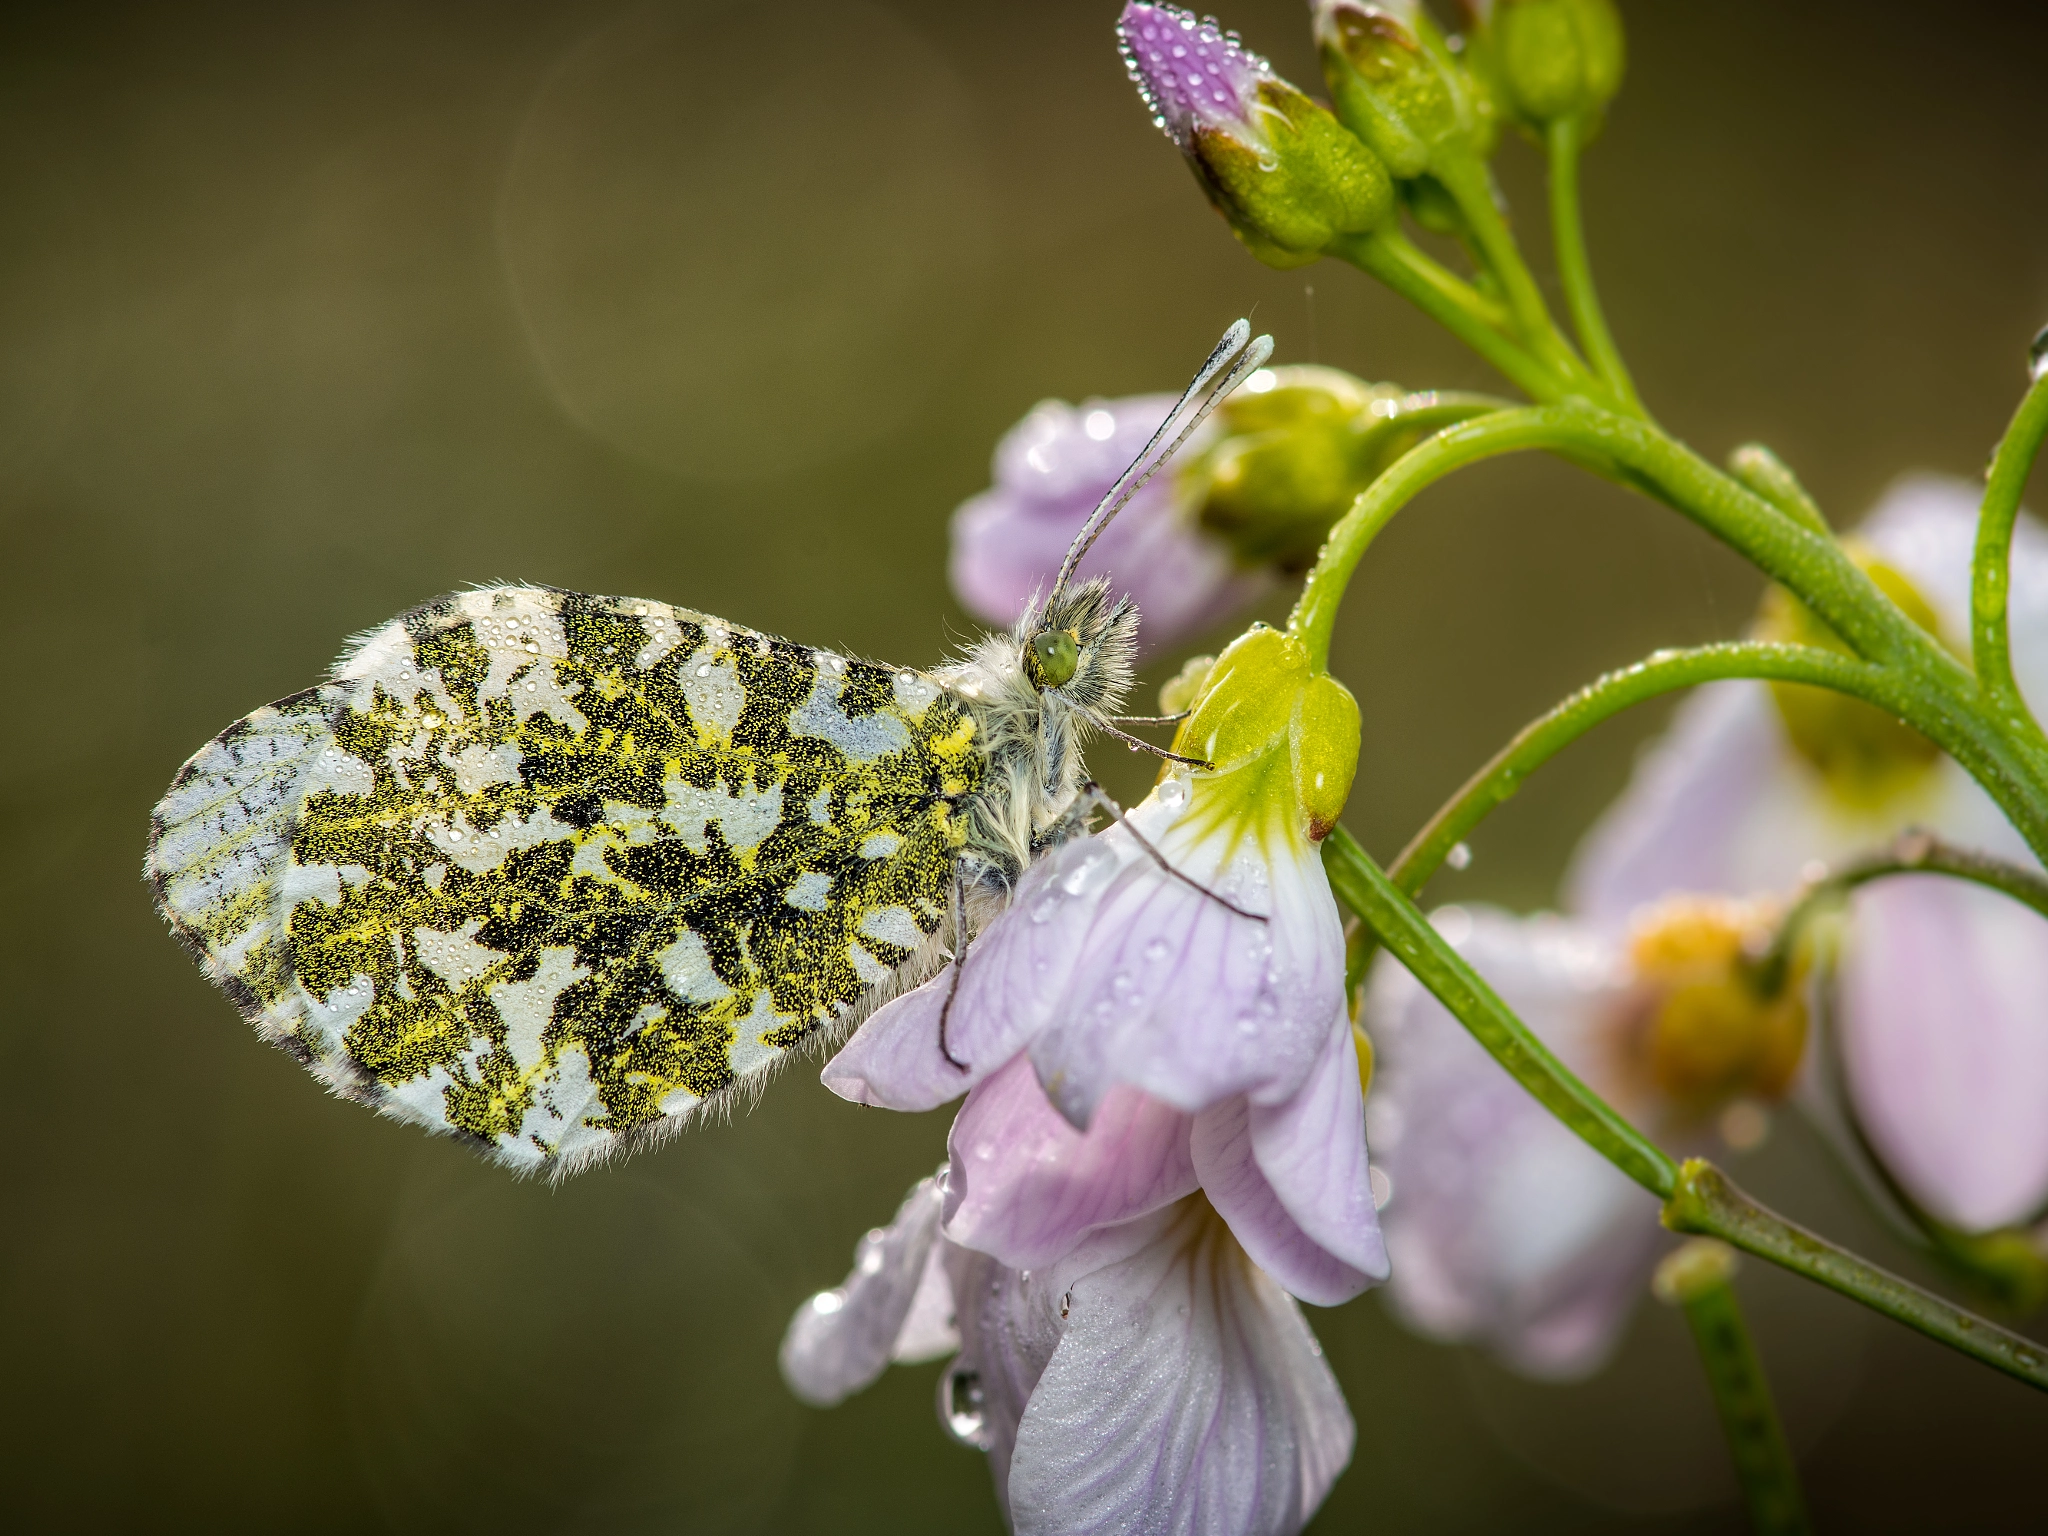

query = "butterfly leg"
937;870;972;1073
1080;781;1268;923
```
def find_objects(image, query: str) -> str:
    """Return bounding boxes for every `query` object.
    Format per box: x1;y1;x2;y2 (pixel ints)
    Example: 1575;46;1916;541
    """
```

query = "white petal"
1837;876;2048;1232
1004;1198;1354;1536
1365;908;1664;1378
779;1171;947;1407
1026;796;1345;1127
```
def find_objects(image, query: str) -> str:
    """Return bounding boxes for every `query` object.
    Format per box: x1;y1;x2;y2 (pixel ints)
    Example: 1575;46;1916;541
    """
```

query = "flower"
949;392;1265;654
1364;896;1800;1377
1567;475;2048;1240
823;624;1386;1305
781;1171;1355;1536
1117;3;1393;268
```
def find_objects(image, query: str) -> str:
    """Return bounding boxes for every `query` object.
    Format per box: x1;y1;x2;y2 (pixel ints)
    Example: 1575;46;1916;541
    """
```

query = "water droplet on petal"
1144;938;1172;962
940;1364;992;1449
1156;776;1189;813
1370;1165;1392;1210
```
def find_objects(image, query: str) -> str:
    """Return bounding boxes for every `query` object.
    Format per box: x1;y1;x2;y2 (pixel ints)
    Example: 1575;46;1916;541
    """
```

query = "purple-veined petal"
943;1212;1168;1511
1247;1008;1388;1285
949;393;1261;655
1836;875;2048;1233
1192;1093;1382;1308
945;1051;1200;1269
820;849;1096;1110
1026;791;1346;1128
780;1171;949;1407
1004;1196;1354;1536
1364;907;1665;1378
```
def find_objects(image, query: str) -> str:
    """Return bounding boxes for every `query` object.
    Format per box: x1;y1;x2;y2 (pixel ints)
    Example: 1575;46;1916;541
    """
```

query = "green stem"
1754;828;2048;995
1287;402;2048;861
1545;114;1643;415
1654;1241;1811;1536
1326;828;2048;1393
1323;827;1677;1196
1971;372;2048;715
1432;151;1606;400
1337;231;1564;404
1665;1161;2048;1393
1391;642;1908;898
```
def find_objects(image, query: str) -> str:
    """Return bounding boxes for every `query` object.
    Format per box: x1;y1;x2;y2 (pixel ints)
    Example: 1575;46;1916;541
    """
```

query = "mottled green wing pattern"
149;586;982;1174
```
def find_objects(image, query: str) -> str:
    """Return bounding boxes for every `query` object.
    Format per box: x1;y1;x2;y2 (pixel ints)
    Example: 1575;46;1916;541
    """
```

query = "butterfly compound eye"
1029;629;1080;689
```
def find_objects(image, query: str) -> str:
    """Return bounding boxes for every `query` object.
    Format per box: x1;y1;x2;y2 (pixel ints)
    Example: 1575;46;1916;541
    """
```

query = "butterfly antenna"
1047;320;1275;604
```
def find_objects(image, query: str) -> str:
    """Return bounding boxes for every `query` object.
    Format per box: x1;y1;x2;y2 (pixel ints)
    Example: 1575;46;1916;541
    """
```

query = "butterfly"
146;321;1273;1176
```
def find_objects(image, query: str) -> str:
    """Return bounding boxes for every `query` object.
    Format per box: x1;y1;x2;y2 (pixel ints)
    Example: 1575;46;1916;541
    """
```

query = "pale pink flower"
823;773;1386;1306
781;1171;1355;1536
1569;475;2048;1236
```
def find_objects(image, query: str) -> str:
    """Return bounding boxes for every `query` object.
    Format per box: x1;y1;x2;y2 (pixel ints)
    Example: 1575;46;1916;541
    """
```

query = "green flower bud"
1120;4;1394;269
1182;365;1463;569
1312;1;1480;180
1463;0;1624;129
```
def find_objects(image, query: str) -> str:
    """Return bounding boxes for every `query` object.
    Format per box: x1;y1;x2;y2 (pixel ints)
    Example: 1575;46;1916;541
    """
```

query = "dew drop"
1144;937;1172;962
696;663;713;678
447;829;464;842
1156;777;1189;813
1370;1165;1393;1210
1445;841;1473;871
940;1365;992;1449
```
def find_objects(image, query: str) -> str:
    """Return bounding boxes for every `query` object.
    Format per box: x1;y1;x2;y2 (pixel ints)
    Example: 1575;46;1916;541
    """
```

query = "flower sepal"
1173;624;1360;842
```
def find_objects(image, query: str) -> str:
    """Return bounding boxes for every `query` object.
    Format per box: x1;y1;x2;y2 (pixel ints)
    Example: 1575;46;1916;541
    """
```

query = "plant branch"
1664;1161;2048;1393
1971;370;2048;714
1323;827;1677;1196
1336;230;1564;403
1545;114;1643;415
1653;1241;1811;1536
1390;642;1907;898
1753;827;2048;995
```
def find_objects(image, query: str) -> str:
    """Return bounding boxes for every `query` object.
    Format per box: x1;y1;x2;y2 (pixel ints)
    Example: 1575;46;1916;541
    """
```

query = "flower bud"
1187;365;1452;569
1461;0;1624;129
1312;0;1480;180
1171;624;1360;841
1620;896;1806;1116
1118;3;1393;268
1752;545;1947;806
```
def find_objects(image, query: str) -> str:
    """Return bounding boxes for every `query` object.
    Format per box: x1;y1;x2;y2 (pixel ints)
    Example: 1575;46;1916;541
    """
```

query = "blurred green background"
3;0;2046;1529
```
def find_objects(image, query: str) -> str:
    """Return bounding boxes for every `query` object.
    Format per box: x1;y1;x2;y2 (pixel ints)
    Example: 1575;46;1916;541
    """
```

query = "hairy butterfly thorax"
145;323;1272;1176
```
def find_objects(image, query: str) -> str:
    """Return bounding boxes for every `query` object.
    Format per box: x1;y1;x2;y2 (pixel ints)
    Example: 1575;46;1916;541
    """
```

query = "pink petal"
821;852;1091;1110
1838;876;2048;1233
1027;809;1345;1128
779;1172;949;1407
945;1053;1200;1269
1004;1197;1354;1536
1246;1009;1388;1285
1364;906;1662;1378
1193;1096;1379;1307
948;393;1262;655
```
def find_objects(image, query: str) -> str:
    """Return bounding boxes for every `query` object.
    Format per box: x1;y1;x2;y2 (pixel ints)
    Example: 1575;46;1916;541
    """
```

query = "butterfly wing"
149;585;983;1174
